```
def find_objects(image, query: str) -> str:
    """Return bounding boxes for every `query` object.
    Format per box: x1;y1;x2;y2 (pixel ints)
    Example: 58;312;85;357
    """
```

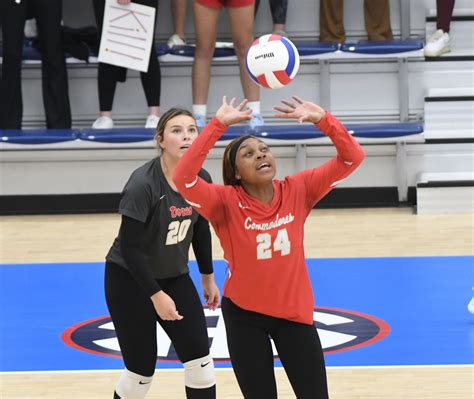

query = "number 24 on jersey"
256;228;291;260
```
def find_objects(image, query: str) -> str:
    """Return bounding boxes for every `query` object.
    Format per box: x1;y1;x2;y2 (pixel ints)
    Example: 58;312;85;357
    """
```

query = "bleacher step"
424;88;474;141
416;172;474;214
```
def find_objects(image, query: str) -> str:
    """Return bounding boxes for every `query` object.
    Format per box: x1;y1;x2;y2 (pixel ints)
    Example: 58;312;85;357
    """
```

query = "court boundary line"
1;364;472;375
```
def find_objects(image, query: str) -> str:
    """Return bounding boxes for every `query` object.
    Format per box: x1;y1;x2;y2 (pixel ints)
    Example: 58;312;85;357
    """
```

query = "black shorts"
222;296;329;399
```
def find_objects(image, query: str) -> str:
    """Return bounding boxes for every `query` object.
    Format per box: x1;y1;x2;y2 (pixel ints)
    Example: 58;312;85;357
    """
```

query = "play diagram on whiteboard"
98;0;156;72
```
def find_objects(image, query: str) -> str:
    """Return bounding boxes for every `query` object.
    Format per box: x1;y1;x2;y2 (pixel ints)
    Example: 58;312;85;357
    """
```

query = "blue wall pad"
249;122;423;140
0;123;424;145
347;122;424;138
155;43;169;56
79;128;155;143
169;45;236;58
341;40;424;54
295;41;339;56
0;129;80;145
0;256;472;372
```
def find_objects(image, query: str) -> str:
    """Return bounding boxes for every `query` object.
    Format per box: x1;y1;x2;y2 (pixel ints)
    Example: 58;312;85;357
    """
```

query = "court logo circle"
62;307;390;362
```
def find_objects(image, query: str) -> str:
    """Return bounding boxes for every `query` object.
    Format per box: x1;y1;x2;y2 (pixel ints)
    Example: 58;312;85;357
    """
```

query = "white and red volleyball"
246;34;300;89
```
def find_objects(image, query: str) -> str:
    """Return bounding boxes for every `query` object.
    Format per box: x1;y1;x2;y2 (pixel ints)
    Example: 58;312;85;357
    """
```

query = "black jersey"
106;157;212;279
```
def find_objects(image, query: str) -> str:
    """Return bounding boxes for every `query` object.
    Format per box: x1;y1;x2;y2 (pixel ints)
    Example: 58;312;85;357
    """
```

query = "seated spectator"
255;0;288;37
0;0;71;129
91;0;161;129
424;0;455;57
320;0;393;43
192;0;263;129
167;0;188;48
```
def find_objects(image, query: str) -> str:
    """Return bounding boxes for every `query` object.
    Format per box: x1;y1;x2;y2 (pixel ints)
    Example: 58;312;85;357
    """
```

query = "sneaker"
194;114;206;129
92;116;113;129
145;115;160;128
424;29;450;57
24;18;38;39
248;113;265;129
167;34;186;48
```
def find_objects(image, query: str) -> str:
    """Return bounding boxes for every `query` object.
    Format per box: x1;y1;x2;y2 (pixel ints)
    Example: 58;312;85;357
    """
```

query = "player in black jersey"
105;108;220;399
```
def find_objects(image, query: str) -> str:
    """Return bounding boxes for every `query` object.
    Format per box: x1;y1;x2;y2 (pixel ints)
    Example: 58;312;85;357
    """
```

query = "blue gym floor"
0;256;473;372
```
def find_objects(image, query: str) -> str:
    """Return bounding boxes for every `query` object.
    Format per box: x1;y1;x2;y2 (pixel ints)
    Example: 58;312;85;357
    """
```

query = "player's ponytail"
223;135;253;186
223;140;240;186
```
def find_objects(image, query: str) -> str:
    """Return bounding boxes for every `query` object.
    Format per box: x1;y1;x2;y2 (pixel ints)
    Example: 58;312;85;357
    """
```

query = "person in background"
319;0;393;43
91;0;161;129
168;0;188;48
424;0;455;57
192;0;264;129
254;0;288;37
0;0;71;129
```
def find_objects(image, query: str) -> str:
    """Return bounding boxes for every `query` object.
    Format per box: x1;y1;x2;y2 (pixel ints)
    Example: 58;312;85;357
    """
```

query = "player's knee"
115;369;153;399
184;354;216;389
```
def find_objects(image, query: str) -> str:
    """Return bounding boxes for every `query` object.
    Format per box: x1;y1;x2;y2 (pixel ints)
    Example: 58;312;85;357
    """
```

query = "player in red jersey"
173;96;365;398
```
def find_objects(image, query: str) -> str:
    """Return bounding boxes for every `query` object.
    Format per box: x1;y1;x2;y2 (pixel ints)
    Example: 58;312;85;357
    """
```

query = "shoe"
194;114;206;128
248;113;265;129
24;18;38;39
424;29;450;57
92;116;113;129
167;34;186;48
145;115;160;128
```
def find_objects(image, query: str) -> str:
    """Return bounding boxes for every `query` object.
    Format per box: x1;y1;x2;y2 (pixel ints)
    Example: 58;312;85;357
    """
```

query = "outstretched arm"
173;97;253;222
275;96;365;208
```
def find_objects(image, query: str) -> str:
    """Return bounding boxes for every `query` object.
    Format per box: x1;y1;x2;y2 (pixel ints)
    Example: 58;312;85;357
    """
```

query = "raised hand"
215;96;253;126
273;96;326;124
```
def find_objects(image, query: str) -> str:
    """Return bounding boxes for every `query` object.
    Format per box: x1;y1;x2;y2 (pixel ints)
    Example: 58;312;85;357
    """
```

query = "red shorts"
196;0;254;9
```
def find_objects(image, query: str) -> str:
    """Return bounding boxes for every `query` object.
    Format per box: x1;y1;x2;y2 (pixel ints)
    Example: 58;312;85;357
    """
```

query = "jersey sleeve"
118;173;153;223
192;214;214;274
119;215;161;296
192;168;214;274
173;118;228;223
292;112;365;210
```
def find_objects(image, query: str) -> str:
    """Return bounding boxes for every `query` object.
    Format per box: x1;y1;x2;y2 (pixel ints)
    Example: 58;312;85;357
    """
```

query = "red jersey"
173;112;365;325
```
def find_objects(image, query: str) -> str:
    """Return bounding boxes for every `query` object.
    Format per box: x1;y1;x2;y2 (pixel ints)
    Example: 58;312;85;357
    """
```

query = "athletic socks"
185;385;216;399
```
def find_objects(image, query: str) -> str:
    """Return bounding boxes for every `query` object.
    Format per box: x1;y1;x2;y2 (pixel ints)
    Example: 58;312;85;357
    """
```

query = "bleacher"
0;0;473;214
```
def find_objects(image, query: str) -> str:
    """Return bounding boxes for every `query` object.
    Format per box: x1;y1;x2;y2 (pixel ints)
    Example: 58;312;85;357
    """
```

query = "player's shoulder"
125;158;162;193
280;172;309;192
130;158;158;178
198;167;213;184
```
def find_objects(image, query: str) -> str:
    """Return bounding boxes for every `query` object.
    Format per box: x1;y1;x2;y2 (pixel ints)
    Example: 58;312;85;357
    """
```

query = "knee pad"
115;369;153;399
183;354;216;389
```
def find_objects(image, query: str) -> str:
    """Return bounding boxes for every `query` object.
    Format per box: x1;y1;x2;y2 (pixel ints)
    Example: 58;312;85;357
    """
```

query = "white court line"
1;364;472;375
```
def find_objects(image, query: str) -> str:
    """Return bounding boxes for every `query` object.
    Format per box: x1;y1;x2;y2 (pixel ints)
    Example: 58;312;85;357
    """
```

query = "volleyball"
246;34;300;89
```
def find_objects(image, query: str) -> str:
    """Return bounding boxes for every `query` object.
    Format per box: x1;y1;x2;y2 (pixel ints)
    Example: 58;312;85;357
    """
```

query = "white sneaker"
424;29;450;57
92;116;114;129
248;113;265;129
194;114;206;128
145;115;160;128
24;18;38;39
167;34;186;48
